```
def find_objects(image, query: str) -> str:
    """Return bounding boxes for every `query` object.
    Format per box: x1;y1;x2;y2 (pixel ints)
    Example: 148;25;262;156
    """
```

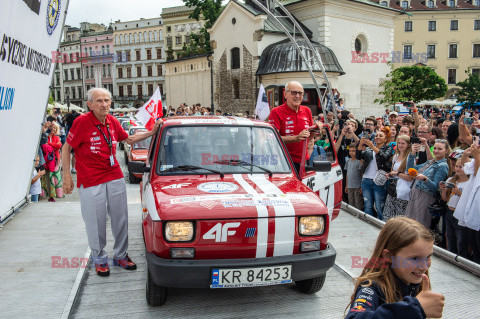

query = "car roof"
161;116;272;128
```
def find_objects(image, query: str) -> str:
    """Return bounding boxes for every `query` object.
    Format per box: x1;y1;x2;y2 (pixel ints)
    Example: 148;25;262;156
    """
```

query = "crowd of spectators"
322;102;480;263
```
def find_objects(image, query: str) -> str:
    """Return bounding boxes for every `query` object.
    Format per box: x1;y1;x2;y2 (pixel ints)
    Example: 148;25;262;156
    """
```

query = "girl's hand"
415;173;427;181
387;171;397;178
451;187;461;196
411;144;421;154
417;275;445;318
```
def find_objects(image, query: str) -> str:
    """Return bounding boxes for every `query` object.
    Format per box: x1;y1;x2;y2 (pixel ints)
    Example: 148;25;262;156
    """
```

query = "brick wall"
214;46;256;114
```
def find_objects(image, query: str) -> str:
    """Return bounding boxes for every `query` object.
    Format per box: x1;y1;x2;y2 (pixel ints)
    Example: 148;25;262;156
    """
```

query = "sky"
64;0;188;27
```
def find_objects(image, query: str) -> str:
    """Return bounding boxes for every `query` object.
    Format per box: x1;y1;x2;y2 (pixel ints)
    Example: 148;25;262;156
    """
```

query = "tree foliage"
375;64;448;106
179;0;223;57
457;72;480;110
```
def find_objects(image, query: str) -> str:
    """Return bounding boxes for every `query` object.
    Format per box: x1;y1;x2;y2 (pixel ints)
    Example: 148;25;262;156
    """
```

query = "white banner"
0;0;69;220
255;84;270;121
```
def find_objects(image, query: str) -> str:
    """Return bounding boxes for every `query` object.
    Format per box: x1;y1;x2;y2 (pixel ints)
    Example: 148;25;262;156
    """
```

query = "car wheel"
146;269;168;306
119;142;124;150
125;154;129;164
295;274;326;294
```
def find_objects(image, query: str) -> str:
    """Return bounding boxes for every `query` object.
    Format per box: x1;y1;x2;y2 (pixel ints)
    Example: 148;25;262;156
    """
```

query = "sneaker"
95;263;110;277
113;254;137;270
48;197;56;202
71;168;76;173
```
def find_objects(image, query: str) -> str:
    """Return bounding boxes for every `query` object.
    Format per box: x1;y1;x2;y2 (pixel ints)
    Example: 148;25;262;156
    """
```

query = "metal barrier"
341;201;480;278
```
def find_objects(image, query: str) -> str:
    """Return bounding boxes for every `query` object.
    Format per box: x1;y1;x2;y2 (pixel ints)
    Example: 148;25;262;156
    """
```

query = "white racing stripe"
144;183;160;221
248;174;295;257
233;174;268;258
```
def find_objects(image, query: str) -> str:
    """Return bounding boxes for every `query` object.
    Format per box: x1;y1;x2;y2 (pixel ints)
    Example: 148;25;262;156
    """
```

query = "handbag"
373;169;388;186
428;197;447;217
386;178;397;197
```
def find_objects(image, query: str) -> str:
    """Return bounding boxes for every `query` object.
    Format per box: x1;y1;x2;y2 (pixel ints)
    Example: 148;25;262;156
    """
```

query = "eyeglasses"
418;131;429;134
287;90;304;96
435;139;448;143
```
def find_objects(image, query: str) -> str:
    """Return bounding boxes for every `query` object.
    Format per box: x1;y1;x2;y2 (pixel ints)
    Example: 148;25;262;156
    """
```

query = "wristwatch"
423;177;428;182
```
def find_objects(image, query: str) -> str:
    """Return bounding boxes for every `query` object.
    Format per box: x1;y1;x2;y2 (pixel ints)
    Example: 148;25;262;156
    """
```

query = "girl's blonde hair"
395;135;411;174
51;122;60;136
348;217;434;308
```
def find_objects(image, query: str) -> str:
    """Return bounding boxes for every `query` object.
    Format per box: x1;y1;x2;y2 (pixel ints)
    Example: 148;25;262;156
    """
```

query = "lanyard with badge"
96;123;115;166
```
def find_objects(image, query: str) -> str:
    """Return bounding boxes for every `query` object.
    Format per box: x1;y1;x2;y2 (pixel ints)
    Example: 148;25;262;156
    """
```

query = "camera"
410;136;421;144
464;117;474;125
445;182;455;189
402;101;413;107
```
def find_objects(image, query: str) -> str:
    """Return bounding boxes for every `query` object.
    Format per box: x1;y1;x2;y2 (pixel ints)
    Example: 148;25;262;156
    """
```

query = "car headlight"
165;221;194;241
299;216;324;236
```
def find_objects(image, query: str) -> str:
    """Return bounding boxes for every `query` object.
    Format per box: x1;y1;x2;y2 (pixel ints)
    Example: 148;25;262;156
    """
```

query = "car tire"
119;142;124;150
295;274;326;294
146;269;168;306
125;153;129;165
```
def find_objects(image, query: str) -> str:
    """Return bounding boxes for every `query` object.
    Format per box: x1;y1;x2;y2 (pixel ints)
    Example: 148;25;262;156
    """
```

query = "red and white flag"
129;115;137;127
135;87;163;131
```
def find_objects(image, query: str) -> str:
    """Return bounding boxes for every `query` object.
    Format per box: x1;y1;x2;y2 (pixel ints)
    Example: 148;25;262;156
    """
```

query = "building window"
72;87;76;99
401;1;408;9
427;45;436;58
448;0;455;7
449;44;458;58
90;66;94;78
136;50;141;61
166;37;172;46
70;69;75;80
102;64;106;78
405;21;412;32
231;47;240;69
102;45;105;55
64;70;68;81
137;85;142;96
89;47;93;56
127;67;132;78
84;68;89;79
428;21;436;31
427;0;434;8
148;84;153;96
474;44;480;57
119;86;124;97
233;79;240;99
380;1;388;6
147;65;153;76
116;51;122;62
472;68;480;76
137;66;142;77
77;68;81;79
107;45;110;55
85;48;88;57
185;35;191;43
167;26;171;32
175;36;182;45
475;20;480;30
159;84;163;94
118;68;123;78
450;20;458;30
448;69;456;84
147;49;152;60
78;87;82;99
127;85;132;97
403;45;412;59
157;64;162;76
475;0;480;6
125;51;131;62
156;48;162;59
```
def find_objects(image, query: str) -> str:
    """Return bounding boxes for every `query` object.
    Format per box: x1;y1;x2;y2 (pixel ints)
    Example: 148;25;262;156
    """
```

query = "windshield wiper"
213;159;273;178
162;165;224;178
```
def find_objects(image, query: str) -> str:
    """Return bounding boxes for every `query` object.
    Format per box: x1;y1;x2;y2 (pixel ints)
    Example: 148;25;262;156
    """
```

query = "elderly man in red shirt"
269;81;322;174
62;88;161;277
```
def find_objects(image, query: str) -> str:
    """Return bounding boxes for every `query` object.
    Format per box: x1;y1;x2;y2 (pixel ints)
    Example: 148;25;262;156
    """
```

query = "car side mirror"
128;161;149;173
309;160;331;172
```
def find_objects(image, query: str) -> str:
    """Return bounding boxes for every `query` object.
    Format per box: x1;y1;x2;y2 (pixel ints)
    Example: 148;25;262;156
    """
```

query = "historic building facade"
209;0;400;118
382;0;480;98
112;17;165;109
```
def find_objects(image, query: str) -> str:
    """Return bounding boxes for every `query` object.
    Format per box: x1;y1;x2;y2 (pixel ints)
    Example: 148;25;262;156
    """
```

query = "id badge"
109;154;115;167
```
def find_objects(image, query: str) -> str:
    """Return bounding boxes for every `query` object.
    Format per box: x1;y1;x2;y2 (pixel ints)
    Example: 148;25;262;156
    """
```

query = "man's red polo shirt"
269;102;313;163
67;111;128;188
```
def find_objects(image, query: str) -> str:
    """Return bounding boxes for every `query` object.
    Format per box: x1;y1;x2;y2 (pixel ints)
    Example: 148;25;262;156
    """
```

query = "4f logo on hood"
203;223;240;242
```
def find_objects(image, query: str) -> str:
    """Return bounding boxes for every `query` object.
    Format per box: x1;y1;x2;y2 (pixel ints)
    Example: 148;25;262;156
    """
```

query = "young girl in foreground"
345;217;445;318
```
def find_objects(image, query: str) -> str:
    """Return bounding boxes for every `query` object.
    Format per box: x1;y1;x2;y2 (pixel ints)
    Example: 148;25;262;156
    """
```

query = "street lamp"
65;88;71;113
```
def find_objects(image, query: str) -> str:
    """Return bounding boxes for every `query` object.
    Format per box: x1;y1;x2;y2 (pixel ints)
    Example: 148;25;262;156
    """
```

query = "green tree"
166;46;175;61
182;0;223;53
457;71;480;110
375;65;448;106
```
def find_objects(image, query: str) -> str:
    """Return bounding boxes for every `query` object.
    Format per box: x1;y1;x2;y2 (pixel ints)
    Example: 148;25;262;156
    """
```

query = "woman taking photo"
405;140;450;228
357;126;394;221
383;135;414;221
41;122;64;202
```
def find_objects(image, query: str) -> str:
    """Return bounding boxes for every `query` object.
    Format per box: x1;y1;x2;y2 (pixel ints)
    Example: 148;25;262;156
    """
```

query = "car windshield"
156;125;291;175
133;137;152;150
129;127;146;135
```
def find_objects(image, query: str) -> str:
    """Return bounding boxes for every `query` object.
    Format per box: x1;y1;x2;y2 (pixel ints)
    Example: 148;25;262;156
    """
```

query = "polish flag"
135;87;163;131
129;116;137;126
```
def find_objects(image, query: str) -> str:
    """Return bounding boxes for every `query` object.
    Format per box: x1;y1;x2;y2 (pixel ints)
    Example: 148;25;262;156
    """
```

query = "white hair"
86;87;112;102
285;81;303;91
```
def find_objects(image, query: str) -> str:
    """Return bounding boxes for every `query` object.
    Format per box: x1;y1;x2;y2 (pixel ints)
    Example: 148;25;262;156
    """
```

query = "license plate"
210;265;292;288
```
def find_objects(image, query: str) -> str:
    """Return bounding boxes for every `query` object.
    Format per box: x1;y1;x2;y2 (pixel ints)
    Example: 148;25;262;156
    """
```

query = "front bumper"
146;243;336;288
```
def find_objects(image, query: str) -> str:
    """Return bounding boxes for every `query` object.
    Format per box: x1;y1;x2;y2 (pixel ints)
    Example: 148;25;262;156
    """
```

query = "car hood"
151;175;327;220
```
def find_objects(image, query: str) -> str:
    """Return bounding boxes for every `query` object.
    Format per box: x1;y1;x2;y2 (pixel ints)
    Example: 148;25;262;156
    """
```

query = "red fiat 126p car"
128;116;343;306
